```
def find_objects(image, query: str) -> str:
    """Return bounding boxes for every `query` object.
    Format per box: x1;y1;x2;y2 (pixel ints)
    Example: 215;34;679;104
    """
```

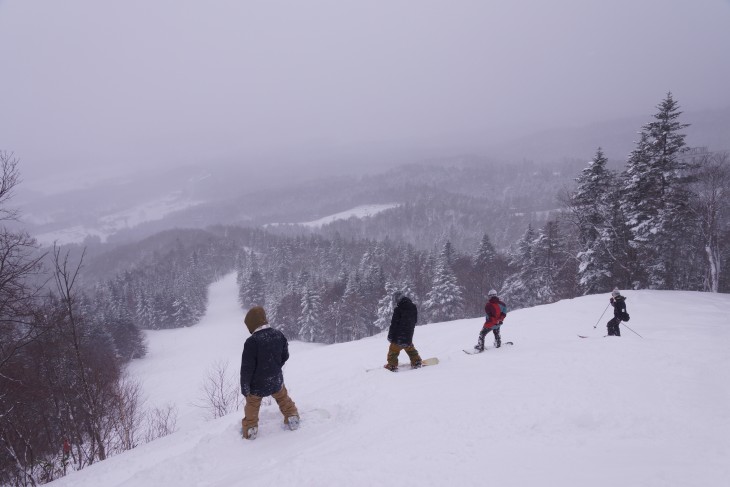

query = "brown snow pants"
242;385;299;438
386;342;422;367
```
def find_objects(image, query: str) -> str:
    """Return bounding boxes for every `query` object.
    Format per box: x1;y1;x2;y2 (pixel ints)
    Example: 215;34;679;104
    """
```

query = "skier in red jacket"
474;289;507;351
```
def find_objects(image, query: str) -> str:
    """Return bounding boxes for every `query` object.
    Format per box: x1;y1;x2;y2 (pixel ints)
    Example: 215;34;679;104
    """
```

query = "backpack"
620;311;630;322
499;301;508;321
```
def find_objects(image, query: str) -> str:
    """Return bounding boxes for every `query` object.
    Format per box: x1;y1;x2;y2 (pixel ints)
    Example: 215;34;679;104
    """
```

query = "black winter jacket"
240;327;289;397
388;297;418;346
610;296;627;320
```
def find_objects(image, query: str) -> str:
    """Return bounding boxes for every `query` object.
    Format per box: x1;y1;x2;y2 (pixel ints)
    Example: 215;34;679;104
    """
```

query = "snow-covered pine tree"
373;281;399;332
297;284;323;342
570;148;616;294
424;241;464;323
530;220;577;303
339;272;373;341
466;233;498;313
502;224;539;308
242;269;266;308
620;93;692;289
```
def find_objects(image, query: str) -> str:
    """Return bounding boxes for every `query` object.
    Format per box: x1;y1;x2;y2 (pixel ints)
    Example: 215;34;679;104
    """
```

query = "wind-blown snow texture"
51;274;730;486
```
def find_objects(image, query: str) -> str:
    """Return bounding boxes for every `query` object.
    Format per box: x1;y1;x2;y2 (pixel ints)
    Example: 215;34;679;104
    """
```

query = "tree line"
0;153;181;486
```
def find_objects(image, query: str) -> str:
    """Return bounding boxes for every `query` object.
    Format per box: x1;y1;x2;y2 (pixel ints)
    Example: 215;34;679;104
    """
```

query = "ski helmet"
488;289;498;298
611;288;621;297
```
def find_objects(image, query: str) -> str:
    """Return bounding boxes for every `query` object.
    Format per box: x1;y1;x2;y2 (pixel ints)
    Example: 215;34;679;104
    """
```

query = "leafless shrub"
111;375;145;454
144;404;179;443
195;360;242;419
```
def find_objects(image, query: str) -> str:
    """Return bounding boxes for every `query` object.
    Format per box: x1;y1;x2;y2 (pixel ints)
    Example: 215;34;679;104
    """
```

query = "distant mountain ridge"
18;106;729;249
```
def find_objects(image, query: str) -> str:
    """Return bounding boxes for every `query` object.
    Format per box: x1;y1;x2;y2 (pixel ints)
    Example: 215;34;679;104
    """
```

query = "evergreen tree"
570;148;616;294
620;93;692;288
374;281;399;332
424;242;464;323
340;272;373;341
297;285;323;342
241;269;266;308
502;224;539;308
530;220;576;303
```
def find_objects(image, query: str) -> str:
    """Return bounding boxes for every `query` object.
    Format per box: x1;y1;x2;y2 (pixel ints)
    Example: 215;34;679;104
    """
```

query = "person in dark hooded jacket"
384;291;423;371
240;306;299;440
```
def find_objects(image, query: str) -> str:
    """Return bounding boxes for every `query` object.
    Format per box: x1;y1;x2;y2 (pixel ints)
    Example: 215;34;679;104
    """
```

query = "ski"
463;342;513;354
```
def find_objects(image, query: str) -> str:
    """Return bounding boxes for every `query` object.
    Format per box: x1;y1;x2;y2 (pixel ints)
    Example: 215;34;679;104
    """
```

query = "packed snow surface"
51;274;730;486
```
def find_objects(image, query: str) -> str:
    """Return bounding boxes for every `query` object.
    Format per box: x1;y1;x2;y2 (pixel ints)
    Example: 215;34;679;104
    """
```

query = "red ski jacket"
484;296;506;329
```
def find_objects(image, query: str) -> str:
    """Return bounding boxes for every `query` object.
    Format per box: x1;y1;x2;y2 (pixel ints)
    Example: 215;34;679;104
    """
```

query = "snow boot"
384;364;398;372
474;342;484;352
287;415;300;431
411;360;422;369
244;426;258;440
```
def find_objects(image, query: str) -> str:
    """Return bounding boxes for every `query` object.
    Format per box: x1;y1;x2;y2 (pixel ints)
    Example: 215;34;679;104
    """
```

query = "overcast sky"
2;0;730;187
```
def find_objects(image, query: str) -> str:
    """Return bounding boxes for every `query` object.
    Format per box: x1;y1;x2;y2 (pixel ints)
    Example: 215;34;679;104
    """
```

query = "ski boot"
383;364;398;372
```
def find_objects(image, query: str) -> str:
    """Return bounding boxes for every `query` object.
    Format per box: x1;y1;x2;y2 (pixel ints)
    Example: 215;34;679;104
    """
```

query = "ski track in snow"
50;274;730;487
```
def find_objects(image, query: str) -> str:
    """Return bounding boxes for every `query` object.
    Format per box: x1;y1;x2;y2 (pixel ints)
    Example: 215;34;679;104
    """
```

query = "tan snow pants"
242;385;299;438
386;342;422;367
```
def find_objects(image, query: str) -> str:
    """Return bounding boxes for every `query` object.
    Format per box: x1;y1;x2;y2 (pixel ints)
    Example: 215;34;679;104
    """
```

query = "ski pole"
620;322;644;339
593;303;611;329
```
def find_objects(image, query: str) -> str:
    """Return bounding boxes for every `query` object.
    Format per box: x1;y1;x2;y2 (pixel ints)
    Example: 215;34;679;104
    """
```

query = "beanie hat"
392;290;405;306
244;306;268;333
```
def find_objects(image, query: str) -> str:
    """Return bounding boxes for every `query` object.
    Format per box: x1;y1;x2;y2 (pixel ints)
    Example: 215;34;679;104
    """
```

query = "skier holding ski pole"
593;303;611;329
606;288;629;337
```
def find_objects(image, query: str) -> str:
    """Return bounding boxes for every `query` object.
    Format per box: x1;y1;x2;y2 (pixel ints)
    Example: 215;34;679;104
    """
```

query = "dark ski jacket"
484;296;507;329
610;295;627;321
240;327;289;397
388;296;418;346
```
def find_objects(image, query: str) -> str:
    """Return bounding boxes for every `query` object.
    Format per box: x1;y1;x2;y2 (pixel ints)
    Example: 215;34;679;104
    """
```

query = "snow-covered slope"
33;193;203;246
267;203;399;228
51;275;730;486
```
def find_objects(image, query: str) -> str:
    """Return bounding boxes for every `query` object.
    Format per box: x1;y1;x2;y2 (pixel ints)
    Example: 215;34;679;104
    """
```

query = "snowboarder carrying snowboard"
474;289;507;351
384;291;423;372
240;306;300;440
607;288;627;337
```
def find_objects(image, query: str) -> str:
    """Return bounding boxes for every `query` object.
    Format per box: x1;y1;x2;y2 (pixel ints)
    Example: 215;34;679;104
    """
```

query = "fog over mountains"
16;106;729;249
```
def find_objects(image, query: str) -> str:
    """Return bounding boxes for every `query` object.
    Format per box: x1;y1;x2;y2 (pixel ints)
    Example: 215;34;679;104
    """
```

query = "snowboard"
462;342;513;354
366;357;439;372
